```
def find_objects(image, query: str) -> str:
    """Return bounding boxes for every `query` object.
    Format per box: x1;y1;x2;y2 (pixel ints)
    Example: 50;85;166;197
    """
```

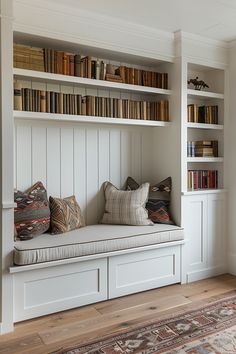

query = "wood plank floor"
1;274;236;354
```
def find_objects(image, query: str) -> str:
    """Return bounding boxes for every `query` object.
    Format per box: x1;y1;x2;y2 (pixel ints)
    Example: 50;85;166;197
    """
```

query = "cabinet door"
207;194;226;268
182;195;208;275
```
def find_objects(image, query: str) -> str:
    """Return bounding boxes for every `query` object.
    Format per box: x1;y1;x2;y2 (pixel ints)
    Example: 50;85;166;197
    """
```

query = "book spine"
69;55;75;76
40;90;46;112
14;81;22;110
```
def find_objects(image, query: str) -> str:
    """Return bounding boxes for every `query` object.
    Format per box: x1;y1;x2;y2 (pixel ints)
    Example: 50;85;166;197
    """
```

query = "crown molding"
13;0;175;62
175;30;228;49
13;0;173;42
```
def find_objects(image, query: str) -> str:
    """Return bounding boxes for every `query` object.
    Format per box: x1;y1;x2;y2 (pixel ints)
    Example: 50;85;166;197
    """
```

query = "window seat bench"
14;223;184;266
11;224;184;322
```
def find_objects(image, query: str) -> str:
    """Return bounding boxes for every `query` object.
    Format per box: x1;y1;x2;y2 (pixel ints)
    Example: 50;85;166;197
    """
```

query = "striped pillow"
14;181;50;240
49;195;85;234
101;181;152;226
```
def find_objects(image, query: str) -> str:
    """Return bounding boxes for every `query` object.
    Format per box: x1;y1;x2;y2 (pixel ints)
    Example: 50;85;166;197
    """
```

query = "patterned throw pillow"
14;181;50;240
101;181;153;226
126;177;174;225
49;195;85;234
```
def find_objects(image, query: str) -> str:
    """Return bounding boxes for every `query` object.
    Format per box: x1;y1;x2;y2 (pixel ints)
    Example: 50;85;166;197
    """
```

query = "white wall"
226;43;236;274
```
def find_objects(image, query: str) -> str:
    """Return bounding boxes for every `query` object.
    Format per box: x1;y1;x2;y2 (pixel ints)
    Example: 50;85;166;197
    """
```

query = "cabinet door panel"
182;195;208;272
207;194;226;267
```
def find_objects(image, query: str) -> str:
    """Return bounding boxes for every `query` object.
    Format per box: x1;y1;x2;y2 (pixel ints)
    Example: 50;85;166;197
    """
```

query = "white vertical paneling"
16;124;32;190
15;123;147;224
61;128;74;197
109;130;121;187
32;127;47;186
14;125;16;188
74;128;86;215
86;128;98;225
98;129;110;220
46;127;61;197
121;130;132;186
131;131;142;183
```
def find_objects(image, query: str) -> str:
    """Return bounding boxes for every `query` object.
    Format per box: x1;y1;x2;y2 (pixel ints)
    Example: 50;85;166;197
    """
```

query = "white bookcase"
181;61;227;282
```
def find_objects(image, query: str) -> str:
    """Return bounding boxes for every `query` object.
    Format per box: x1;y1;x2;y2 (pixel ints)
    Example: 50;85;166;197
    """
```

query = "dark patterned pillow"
49;195;85;234
14;181;50;240
126;177;174;224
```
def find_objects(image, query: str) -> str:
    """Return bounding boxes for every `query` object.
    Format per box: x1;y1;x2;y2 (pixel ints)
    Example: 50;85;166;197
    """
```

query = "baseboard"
0;321;14;335
186;264;227;283
228;253;236;275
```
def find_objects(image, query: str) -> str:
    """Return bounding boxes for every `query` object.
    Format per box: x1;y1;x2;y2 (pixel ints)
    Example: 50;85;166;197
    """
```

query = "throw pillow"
14;181;50;240
101;181;153;226
126;176;174;224
49;195;85;234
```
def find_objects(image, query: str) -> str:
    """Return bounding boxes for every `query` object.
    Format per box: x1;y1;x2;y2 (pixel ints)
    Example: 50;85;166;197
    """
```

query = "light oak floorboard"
0;274;236;354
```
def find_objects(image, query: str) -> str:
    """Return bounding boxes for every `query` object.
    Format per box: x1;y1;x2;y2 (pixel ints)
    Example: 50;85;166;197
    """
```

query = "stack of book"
187;141;218;157
187;104;218;124
188;170;218;190
13;44;168;88
13;44;44;71
14;82;169;121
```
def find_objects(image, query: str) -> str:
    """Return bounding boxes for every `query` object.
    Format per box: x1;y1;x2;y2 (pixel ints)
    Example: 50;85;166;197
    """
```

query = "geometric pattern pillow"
49;195;85;235
126;176;174;225
14;181;50;240
101;181;153;226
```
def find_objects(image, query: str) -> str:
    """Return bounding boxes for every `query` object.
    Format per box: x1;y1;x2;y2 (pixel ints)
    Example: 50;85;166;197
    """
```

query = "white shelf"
187;157;224;163
187;122;224;130
187;89;224;100
182;189;227;196
13;68;172;96
13;111;171;127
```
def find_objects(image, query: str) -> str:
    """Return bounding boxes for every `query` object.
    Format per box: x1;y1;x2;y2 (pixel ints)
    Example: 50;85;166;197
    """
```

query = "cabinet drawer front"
13;258;107;322
108;246;181;298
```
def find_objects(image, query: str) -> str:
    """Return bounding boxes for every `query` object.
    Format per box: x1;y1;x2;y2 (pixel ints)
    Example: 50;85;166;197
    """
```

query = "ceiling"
46;0;236;42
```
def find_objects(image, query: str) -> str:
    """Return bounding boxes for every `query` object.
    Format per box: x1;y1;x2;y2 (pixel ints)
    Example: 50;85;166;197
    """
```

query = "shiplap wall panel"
15;122;151;224
121;131;132;186
86;129;99;225
98;130;110;220
109;130;121;187
32;127;47;186
46;127;61;196
74;128;87;215
61;128;74;197
16;125;32;190
131;132;142;183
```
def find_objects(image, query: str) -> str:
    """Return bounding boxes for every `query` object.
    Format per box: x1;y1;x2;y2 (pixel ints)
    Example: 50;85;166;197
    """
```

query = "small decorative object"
188;76;209;91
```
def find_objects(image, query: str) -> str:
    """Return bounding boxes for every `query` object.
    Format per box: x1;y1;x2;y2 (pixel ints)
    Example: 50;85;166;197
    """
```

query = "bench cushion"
14;224;184;266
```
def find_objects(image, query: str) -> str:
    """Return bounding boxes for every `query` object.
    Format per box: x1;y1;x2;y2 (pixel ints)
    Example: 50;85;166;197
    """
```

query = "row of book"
187;141;218;157
14;44;168;88
188;170;218;190
14;85;169;121
187;104;218;124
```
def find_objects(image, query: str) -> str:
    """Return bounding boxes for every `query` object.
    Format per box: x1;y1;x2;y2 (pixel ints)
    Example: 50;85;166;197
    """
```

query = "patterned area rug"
56;292;236;354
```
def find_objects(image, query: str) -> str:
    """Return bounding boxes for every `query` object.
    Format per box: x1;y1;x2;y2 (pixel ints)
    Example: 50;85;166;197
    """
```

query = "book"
105;73;123;83
14;81;22;111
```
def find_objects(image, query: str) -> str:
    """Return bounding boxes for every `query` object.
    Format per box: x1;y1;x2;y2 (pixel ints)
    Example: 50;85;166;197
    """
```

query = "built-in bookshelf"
184;63;225;193
13;44;172;127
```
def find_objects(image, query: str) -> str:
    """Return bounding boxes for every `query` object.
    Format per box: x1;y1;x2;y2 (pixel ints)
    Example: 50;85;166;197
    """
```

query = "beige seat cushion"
14;224;184;266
